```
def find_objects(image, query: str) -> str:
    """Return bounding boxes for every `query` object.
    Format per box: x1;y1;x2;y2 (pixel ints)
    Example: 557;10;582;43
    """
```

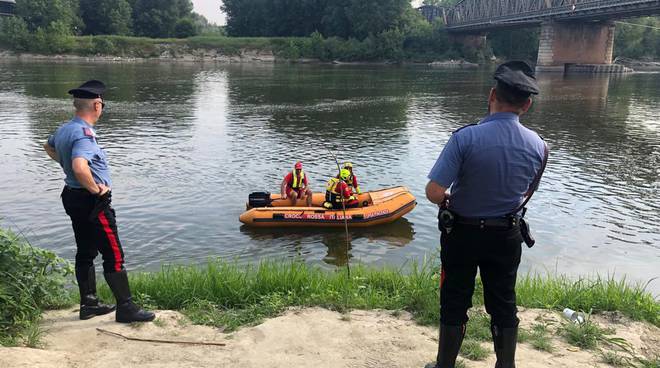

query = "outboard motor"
248;192;272;208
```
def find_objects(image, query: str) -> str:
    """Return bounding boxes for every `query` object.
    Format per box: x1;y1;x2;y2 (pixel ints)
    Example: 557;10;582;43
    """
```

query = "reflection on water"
240;218;415;266
0;60;658;294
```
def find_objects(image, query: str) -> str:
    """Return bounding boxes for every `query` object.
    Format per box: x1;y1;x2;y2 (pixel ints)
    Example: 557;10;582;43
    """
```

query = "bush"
174;18;199;39
29;21;76;54
0;228;73;346
0;17;31;51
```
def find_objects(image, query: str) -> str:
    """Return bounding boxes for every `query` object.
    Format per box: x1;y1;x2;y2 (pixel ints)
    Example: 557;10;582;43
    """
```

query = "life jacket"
289;171;305;190
347;174;355;189
325;177;349;203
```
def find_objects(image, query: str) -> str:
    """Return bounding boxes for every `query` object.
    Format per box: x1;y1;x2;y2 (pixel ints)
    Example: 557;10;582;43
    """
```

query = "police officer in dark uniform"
425;61;548;368
44;80;155;323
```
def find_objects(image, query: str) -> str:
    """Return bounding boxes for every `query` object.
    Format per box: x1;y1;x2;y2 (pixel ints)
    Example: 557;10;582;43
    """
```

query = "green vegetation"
0;228;74;347
460;339;489;361
92;261;660;334
527;323;554;353
601;351;633;367
637;357;660;368
516;274;660;326
2;226;658;352
1;0;657;62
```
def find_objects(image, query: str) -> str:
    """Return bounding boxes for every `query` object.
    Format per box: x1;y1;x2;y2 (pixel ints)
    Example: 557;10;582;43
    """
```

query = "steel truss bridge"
445;0;660;32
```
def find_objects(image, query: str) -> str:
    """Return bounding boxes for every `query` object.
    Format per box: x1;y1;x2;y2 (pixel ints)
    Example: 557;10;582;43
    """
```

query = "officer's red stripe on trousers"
440;267;446;289
98;211;122;272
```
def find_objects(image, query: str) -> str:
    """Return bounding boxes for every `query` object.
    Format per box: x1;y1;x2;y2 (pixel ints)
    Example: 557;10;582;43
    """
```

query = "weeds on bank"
0;228;75;347
95;259;660;335
527;323;554;353
516;275;659;326
560;314;618;350
636;357;660;368
460;339;489;361
600;351;633;367
465;311;491;342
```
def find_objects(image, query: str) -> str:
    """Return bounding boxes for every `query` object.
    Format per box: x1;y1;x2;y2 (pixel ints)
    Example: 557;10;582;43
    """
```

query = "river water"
0;61;658;294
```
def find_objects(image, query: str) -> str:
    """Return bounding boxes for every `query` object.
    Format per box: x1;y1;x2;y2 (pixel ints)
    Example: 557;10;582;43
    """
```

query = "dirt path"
1;307;658;368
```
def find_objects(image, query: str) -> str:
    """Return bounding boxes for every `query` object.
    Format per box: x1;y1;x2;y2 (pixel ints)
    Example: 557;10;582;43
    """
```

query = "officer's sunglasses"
95;100;106;110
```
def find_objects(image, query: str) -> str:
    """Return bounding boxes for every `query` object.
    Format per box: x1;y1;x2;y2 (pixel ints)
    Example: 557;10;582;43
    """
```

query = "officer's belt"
65;185;89;192
454;215;519;228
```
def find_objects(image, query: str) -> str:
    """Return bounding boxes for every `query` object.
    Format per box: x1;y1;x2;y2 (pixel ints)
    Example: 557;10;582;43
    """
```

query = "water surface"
0;61;658;293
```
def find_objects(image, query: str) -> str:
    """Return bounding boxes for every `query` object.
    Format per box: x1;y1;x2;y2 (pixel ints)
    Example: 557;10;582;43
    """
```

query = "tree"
223;0;415;40
14;0;82;33
344;0;411;40
174;17;198;38
132;0;194;38
80;0;132;35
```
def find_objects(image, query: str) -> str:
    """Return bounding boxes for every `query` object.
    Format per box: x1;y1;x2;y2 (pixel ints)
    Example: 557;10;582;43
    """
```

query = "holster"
437;208;455;234
520;218;535;248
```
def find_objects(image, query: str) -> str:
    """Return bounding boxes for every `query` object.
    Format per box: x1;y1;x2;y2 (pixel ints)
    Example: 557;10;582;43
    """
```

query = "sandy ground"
1;307;658;368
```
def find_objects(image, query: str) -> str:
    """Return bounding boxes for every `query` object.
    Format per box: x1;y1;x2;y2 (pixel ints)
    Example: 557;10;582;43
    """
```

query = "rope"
96;328;227;347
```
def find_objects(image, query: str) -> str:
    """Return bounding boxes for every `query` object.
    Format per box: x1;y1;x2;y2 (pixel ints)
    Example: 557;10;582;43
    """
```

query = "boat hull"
239;186;416;228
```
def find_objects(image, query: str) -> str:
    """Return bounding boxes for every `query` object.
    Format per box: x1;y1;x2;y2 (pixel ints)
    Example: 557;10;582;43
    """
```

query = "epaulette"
452;123;478;134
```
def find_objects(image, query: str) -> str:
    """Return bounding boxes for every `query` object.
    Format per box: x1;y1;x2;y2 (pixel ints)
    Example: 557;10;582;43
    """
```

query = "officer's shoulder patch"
452;123;478;134
82;127;95;138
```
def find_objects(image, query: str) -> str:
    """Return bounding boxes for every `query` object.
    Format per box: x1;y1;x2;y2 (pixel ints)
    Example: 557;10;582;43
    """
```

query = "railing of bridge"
446;0;658;26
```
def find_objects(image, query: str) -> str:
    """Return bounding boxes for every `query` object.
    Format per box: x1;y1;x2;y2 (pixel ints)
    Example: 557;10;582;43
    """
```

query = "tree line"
3;0;214;39
222;0;417;40
0;0;657;62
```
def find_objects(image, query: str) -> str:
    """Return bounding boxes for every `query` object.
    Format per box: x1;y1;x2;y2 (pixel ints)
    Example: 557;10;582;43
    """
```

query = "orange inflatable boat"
239;186;416;228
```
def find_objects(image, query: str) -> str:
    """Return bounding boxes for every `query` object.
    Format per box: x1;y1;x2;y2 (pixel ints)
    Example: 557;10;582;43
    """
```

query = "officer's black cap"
493;61;539;95
68;80;106;99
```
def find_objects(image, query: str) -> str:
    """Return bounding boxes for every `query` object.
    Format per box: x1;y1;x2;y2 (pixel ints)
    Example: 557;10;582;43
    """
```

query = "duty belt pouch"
520;218;535;248
437;209;455;234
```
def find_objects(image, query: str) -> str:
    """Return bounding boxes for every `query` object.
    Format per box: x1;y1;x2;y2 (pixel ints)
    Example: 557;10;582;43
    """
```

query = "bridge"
435;0;660;72
0;0;15;16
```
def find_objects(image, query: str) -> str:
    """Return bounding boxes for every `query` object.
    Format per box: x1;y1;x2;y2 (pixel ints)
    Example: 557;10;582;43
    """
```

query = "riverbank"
1;306;658;368
1;229;659;366
0;32;479;65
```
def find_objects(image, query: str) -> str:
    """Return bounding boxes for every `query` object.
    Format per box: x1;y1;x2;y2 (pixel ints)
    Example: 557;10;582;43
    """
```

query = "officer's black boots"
424;324;466;368
104;270;156;323
491;324;518;368
77;265;116;320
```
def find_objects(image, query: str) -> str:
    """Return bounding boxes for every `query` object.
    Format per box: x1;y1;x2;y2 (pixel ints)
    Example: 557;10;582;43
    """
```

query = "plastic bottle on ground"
562;308;585;324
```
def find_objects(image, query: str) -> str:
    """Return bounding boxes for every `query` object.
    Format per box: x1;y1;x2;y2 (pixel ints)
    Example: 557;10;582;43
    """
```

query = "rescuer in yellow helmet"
324;169;359;209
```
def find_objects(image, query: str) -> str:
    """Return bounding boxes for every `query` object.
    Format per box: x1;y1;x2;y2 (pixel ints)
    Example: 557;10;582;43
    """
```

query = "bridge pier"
536;21;617;73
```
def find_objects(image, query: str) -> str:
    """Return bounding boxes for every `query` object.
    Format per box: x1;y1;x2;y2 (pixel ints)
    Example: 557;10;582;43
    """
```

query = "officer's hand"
281;192;288;199
97;184;110;196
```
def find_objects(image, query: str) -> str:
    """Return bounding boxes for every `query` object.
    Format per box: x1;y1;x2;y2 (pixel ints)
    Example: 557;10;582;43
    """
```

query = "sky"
191;0;225;25
191;1;425;27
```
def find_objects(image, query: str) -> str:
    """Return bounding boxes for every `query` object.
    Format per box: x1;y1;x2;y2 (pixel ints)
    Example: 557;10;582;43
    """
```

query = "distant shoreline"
0;50;487;70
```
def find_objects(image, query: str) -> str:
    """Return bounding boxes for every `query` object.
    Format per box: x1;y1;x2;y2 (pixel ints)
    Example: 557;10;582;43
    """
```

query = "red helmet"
294;161;303;170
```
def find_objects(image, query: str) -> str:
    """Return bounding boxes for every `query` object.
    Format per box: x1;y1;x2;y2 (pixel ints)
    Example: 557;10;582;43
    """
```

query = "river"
0;60;658;294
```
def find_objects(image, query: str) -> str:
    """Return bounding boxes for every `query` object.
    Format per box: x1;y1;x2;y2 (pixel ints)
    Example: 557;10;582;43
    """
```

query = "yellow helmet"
343;162;353;169
340;169;351;181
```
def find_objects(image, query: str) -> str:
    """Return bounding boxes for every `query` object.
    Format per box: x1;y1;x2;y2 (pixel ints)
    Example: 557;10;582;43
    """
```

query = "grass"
600;351;632;367
460;339;489;361
93;260;660;335
465;310;492;342
0;228;75;347
637;357;660;368
528;323;554;353
517;274;659;326
560;315;616;350
152;318;166;328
